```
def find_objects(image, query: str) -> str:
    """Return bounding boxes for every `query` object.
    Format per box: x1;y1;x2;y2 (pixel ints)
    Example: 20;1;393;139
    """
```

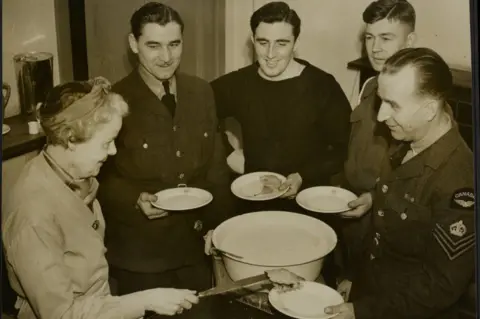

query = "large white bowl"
212;211;337;284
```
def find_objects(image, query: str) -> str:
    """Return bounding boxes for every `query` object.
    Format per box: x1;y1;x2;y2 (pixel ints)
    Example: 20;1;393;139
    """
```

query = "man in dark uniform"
96;3;233;318
326;47;475;319
341;0;417;195
332;0;417;283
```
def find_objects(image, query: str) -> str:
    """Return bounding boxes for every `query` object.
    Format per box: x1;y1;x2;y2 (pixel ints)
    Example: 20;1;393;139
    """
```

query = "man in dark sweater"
208;1;352;287
211;1;352;212
96;3;233;318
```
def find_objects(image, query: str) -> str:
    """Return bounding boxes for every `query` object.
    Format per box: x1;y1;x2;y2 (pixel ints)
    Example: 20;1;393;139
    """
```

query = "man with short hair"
211;1;352;209
343;0;417;196
209;2;352;286
326;47;475;319
97;3;233;318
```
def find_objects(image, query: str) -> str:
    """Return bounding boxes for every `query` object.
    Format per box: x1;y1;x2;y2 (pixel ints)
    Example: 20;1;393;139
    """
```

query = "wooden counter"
2;115;46;161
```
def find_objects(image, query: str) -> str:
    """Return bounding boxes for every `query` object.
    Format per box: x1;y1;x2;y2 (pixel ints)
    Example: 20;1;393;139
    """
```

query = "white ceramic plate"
269;281;344;319
151;186;213;211
2;124;11;135
231;172;288;201
296;186;358;214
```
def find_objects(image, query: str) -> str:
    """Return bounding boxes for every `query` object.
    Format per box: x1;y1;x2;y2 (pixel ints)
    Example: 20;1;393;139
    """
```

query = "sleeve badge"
433;220;475;260
450;188;475;210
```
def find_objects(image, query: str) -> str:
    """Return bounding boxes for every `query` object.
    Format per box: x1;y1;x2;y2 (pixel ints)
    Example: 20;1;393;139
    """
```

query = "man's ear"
424;100;439;122
128;33;139;54
406;32;417;48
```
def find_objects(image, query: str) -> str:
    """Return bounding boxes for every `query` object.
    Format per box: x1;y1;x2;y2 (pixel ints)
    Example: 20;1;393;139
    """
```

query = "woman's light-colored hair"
38;78;129;147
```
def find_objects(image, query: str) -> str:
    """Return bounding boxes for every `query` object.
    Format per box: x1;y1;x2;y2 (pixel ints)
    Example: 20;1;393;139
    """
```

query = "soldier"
342;0;417;196
326;47;475;319
96;3;233;318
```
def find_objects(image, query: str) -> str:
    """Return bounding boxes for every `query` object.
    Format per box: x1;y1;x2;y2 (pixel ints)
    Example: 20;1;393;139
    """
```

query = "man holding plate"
326;48;475;319
211;1;352;211
96;3;233;318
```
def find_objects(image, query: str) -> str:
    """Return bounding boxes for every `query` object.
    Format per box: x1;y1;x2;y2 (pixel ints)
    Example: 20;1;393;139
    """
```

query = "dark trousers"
110;259;214;319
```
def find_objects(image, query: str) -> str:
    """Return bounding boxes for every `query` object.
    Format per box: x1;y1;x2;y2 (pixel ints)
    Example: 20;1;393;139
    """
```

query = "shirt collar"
42;149;98;202
138;66;177;98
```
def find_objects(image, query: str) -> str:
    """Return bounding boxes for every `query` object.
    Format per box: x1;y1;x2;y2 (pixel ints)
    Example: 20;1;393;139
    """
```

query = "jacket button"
381;184;388;193
377;210;384;217
374;237;379;245
176;150;182;157
400;213;407;220
92;220;99;230
370;253;375;260
204;132;209;137
194;220;203;232
179;173;185;179
143;143;148;149
173;125;177;132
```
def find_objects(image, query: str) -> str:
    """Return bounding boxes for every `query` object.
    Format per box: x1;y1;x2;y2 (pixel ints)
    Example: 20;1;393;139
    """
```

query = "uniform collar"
389;125;463;180
350;76;379;122
410;114;452;155
138;66;177;98
422;125;463;169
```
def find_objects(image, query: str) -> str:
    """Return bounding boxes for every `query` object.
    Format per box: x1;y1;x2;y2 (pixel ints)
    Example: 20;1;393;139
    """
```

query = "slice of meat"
260;174;283;189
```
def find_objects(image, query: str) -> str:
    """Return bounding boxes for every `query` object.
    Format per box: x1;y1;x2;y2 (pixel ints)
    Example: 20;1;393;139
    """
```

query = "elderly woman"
2;77;198;319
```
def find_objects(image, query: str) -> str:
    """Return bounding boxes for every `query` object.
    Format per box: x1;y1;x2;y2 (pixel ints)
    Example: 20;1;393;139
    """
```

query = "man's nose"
372;38;382;52
160;47;172;62
377;102;391;122
267;44;276;59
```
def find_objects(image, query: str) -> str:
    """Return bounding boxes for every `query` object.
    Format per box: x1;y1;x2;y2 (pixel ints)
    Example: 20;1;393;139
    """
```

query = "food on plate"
265;268;305;291
260;174;283;188
254;174;283;196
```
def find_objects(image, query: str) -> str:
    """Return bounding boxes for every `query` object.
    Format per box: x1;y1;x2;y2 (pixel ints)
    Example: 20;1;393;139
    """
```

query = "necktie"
390;142;411;169
161;80;176;117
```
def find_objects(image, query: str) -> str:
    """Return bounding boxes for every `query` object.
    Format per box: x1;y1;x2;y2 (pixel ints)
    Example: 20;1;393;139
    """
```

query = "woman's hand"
143;288;199;316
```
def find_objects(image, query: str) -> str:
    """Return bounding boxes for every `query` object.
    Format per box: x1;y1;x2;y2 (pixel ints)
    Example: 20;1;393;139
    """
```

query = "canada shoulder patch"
450;188;475;210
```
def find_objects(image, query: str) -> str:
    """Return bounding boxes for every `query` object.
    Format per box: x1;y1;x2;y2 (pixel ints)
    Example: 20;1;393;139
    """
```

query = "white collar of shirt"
138;66;177;98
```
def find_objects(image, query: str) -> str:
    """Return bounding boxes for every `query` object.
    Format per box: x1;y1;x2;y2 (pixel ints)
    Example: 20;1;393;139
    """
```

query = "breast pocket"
382;193;432;257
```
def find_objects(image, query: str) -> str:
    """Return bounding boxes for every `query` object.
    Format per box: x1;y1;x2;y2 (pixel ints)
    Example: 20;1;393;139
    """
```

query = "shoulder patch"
450;188;475;210
433;220;475;260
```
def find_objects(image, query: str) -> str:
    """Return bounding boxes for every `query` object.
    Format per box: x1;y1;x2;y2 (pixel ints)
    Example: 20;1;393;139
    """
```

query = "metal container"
14;52;54;116
211;211;337;291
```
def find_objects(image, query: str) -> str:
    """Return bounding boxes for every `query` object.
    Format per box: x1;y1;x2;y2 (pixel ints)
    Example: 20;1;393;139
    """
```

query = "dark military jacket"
97;70;233;273
344;76;392;194
348;127;475;319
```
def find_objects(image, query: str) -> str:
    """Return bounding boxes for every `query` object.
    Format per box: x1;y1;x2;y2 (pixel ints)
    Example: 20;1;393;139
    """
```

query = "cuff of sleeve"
353;297;376;319
116;293;146;319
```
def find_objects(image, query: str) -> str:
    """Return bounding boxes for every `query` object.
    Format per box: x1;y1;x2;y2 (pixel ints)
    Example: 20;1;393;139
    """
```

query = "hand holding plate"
279;173;302;199
137;192;169;219
340;192;373;218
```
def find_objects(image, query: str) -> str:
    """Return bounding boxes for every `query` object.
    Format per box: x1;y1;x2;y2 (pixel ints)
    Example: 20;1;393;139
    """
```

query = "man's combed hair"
130;2;184;39
363;0;416;31
250;1;301;40
382;47;453;102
